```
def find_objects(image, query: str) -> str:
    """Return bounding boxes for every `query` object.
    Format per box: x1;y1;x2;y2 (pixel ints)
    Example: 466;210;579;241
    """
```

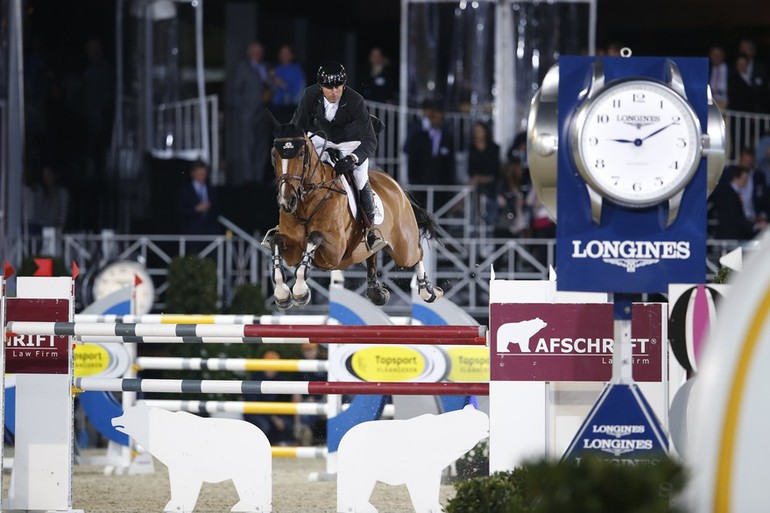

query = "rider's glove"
334;155;357;176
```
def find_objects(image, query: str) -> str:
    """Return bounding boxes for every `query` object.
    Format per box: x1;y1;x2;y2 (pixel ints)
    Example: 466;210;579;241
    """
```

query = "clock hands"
640;120;678;141
608;121;679;147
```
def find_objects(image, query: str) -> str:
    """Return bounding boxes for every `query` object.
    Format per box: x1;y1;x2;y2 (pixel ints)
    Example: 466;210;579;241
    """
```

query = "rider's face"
321;84;344;103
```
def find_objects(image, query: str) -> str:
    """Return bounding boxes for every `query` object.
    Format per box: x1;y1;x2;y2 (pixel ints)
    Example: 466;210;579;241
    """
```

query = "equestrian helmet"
317;62;347;88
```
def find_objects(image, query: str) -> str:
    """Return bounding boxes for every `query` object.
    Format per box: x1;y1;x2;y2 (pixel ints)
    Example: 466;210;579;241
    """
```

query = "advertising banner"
490;303;664;382
6;298;70;374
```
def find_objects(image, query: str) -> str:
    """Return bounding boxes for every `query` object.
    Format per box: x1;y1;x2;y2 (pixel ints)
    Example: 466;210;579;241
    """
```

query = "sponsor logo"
592;424;645;438
616;114;661;129
582;424;652;456
572;240;690;272
497;319;652;355
282;141;294;149
581;437;654;456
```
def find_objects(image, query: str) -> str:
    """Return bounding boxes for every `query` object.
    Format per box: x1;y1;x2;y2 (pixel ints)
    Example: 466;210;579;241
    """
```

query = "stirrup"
366;228;389;253
261;226;279;248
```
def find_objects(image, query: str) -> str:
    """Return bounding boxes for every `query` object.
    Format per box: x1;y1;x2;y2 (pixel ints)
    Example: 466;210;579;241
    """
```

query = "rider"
290;61;388;253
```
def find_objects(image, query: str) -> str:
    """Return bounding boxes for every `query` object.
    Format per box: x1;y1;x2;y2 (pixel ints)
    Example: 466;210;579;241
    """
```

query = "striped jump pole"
8;322;486;340
75;335;476;345
74;378;490;396
73;314;413;325
142;399;395;418
8;322;488;346
272;447;327;459
135;357;329;373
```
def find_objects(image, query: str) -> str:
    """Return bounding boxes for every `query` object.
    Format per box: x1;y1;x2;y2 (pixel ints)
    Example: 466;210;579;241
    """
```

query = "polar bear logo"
112;402;271;513
496;318;548;353
337;405;489;513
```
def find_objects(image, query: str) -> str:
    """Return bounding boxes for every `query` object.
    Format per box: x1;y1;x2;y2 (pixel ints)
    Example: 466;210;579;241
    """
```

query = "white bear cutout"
495;318;548;353
336;404;489;513
112;402;272;513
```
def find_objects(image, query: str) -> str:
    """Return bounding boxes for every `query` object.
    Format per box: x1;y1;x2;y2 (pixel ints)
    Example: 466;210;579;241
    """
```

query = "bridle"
273;132;347;225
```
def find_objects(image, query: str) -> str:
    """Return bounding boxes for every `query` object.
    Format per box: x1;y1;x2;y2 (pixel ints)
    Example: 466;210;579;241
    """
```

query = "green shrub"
226;282;268;315
165;255;217;314
712;266;732;284
454;439;490;482
17;256;68;276
447;456;687;513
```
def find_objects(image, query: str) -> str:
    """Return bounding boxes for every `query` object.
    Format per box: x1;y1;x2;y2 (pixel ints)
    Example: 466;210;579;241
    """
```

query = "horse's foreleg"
292;232;323;306
365;256;390;306
265;231;293;310
415;260;443;303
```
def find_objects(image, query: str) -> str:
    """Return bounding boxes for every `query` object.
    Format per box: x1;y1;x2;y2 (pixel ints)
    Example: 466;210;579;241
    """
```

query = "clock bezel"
91;260;155;315
570;77;704;209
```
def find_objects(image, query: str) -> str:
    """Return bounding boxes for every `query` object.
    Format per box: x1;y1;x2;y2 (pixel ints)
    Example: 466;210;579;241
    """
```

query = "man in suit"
406;106;457;211
179;160;220;236
290;62;387;253
233;41;271;184
715;166;767;240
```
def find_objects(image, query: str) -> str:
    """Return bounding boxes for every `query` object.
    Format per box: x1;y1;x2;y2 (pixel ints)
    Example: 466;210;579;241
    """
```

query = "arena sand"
3;450;458;512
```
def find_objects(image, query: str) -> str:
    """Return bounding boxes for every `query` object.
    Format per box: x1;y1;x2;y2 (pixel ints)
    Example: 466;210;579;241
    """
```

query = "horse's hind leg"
263;230;293;310
292;232;323;306
366;256;390;306
415;260;443;303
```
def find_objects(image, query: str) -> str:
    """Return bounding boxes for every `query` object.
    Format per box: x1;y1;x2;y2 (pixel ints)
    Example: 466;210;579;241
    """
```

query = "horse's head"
273;123;311;214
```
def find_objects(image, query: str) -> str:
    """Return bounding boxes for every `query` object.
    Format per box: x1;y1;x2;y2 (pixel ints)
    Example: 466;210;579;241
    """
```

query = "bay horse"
262;124;443;309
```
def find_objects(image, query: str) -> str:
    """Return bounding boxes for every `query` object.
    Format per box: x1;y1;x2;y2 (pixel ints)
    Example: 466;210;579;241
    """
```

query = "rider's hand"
334;155;357;176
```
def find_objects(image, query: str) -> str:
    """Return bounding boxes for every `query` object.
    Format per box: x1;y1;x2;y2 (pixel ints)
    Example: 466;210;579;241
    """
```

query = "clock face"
92;261;155;315
572;79;702;208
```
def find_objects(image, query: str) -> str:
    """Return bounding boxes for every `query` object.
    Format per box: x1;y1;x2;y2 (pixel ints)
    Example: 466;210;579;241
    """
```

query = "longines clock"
527;55;726;293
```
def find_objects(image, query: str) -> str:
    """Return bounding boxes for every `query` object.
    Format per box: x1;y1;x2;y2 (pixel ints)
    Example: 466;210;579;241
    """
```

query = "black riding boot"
359;182;388;253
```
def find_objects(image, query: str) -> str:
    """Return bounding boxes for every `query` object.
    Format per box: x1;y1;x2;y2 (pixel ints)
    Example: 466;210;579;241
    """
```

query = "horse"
262;123;443;309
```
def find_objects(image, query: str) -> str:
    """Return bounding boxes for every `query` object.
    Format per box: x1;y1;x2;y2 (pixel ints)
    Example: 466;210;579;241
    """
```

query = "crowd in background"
21;33;770;242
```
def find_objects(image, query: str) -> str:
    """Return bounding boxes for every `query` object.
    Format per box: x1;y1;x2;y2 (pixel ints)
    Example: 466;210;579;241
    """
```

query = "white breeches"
309;134;369;190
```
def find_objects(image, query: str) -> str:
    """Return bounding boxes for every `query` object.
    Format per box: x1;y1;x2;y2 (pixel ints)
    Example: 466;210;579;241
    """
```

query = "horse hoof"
367;287;390;306
420;285;443;303
275;296;294;310
293;290;311;307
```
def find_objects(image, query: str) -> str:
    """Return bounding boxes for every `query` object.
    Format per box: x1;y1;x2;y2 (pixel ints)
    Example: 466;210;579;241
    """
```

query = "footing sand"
3;451;458;513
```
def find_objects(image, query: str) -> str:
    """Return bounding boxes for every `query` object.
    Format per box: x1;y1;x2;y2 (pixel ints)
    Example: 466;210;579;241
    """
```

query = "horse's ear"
267;110;281;132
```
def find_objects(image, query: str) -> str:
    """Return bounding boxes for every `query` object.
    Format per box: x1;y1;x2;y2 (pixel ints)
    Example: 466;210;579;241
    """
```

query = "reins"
274;133;347;225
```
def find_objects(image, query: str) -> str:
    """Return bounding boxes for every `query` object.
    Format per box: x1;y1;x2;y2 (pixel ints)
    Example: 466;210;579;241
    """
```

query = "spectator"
494;153;531;239
243;350;297;446
715;166;768;239
738;38;769;112
406;105;457;209
708;44;729;110
467;121;501;224
269;44;306;123
734;147;770;223
407;106;456;186
178;160;220;236
403;99;436;155
232;41;272;185
25;166;70;236
72;37;114;231
728;54;757;112
360;47;396;103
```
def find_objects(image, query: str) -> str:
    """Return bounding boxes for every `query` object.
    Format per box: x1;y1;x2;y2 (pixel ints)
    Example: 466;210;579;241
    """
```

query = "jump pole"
74;377;490;396
135;356;329;373
7;321;486;340
141;399;395;418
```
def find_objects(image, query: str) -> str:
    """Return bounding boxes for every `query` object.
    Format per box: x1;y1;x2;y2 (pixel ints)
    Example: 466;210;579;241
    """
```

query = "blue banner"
556;56;709;293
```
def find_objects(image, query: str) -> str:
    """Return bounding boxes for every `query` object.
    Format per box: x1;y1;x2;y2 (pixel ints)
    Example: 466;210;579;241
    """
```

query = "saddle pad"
341;177;385;225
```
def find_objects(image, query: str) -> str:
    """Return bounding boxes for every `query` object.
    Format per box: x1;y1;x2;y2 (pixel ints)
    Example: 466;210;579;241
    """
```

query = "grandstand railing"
7;185;745;321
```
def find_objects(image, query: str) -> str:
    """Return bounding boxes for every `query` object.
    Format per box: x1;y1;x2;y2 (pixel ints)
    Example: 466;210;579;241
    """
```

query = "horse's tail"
404;188;440;241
